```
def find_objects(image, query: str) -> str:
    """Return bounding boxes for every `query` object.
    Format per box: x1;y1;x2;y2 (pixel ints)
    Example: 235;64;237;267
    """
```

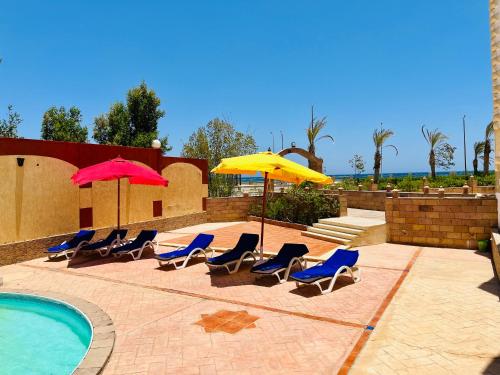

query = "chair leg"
281;257;303;283
48;253;59;260
352;266;361;282
230;252;256;274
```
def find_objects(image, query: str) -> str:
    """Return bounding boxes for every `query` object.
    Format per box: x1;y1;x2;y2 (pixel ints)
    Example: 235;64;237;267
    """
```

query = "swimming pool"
0;292;92;374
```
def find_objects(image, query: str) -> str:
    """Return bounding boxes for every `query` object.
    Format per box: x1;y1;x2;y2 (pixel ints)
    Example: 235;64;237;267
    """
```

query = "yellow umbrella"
212;151;333;258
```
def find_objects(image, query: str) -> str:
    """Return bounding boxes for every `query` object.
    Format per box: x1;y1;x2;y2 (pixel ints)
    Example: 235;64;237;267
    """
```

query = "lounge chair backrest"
67;230;95;247
190;233;214;250
105;229;128;242
132;230;157;245
275;243;309;261
233;233;259;253
324;249;359;268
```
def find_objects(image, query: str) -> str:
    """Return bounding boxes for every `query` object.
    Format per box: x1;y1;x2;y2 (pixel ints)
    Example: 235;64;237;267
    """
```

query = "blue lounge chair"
251;243;309;283
290;249;361;294
110;230;158;260
46;230;96;260
205;233;259;274
79;229;128;257
155;233;214;269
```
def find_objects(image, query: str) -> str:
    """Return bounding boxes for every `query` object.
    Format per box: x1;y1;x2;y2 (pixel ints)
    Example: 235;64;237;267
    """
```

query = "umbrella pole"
117;178;121;232
260;172;269;260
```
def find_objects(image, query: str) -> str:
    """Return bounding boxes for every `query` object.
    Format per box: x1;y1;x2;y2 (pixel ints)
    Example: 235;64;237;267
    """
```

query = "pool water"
0;293;92;375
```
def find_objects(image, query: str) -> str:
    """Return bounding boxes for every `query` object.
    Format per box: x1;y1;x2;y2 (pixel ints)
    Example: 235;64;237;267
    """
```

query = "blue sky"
0;1;492;174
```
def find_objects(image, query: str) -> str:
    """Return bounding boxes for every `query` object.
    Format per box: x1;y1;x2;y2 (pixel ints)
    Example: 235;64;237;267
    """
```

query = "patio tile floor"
1;221;498;374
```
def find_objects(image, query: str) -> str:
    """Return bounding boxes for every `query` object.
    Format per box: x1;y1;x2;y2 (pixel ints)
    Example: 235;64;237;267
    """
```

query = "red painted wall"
0;138;208;181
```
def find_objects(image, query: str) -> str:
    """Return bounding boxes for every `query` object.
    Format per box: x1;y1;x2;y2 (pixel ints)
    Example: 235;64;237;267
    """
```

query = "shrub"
249;185;340;225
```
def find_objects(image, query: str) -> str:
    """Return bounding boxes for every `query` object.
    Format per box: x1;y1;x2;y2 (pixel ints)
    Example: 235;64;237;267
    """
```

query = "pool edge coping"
1;289;115;375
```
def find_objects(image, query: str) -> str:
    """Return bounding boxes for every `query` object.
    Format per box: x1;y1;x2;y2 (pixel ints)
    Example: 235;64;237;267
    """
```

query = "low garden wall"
0;212;207;266
343;190;388;211
206;195;262;222
386;196;497;249
206;191;347;223
335;188;494;212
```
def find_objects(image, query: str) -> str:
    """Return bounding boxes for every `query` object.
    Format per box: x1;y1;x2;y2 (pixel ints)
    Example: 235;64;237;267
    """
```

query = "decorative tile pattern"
195;310;259;334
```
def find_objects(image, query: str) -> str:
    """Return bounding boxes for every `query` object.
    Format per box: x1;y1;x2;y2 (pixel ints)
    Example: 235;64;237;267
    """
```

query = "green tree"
372;127;397;183
473;141;485;175
349;154;365;179
421;125;454;178
93;102;131;145
93;82;171;152
41;106;88;142
483;121;494;175
182;118;257;196
0;105;22;138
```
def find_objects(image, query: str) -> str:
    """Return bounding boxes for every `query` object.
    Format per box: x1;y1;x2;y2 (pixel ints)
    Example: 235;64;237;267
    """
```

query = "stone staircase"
301;216;386;248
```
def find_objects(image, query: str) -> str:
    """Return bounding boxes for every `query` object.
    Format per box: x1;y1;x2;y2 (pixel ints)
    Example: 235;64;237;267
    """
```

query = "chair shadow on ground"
482;356;500;375
289;275;356;298
207;260;298;289
63;247;158;269
154;257;207;272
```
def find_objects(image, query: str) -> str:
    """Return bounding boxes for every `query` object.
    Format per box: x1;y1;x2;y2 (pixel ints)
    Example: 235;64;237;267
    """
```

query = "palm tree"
483;121;494;175
306;111;334;169
372;128;397;183
421;125;448;179
473;141;485;175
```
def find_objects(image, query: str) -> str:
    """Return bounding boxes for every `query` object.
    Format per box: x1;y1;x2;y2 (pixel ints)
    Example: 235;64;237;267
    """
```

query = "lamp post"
280;130;284;150
270;132;275;152
463;115;467;176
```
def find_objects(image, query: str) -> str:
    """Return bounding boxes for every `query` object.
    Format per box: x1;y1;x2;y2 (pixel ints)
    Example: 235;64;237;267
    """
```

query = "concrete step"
313;223;364;235
318;218;367;231
301;230;352;245
319;217;385;230
307;226;358;240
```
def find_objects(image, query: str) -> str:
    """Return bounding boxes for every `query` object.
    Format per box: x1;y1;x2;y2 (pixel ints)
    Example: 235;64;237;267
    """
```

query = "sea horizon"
238;171;470;183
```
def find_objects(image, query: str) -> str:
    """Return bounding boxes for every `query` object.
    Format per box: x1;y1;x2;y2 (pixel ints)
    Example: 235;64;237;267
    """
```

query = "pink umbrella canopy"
71;157;168;186
71;157;168;232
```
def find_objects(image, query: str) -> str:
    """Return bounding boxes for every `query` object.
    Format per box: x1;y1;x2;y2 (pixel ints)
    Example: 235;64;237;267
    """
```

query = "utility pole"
463;115;467;176
380;122;383;177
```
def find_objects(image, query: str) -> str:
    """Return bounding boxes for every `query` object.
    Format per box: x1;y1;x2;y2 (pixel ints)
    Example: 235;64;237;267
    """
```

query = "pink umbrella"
71;157;168;232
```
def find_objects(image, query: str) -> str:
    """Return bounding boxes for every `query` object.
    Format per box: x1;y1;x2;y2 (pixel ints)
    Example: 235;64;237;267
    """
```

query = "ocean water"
0;293;92;375
239;171;463;184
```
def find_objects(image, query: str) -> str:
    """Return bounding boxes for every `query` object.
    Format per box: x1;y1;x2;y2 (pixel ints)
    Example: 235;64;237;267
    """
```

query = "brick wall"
0;212;207;266
344;191;388;211
206;195;262;222
386;196;497;249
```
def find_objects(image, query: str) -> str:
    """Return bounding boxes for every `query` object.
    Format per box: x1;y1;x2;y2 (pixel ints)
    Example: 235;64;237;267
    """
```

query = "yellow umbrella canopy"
211;151;333;258
211;151;333;185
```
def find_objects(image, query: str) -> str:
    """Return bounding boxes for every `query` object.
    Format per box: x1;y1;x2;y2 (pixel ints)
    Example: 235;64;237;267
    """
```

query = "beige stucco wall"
0;155;79;244
0;156;207;244
162;162;207;217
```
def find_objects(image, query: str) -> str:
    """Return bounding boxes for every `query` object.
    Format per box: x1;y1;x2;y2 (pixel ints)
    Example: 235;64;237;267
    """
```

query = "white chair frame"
97;237;126;257
254;256;307;283
157;246;215;269
206;251;256;274
295;265;361;295
112;239;159;261
47;240;91;260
